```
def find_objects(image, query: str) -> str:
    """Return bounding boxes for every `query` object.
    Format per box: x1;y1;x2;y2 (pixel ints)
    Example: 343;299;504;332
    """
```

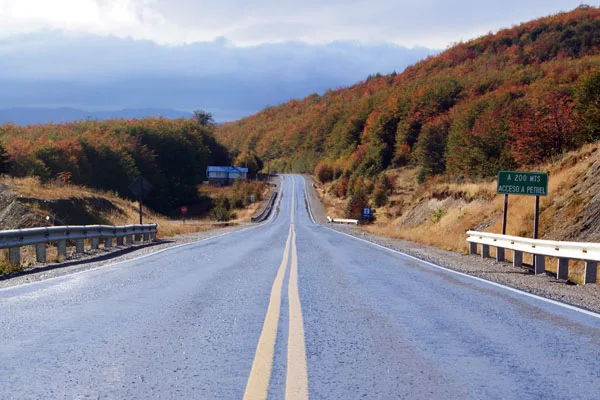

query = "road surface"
1;175;599;399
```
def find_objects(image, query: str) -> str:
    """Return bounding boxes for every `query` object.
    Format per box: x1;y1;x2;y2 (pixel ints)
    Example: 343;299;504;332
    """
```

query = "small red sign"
180;205;188;214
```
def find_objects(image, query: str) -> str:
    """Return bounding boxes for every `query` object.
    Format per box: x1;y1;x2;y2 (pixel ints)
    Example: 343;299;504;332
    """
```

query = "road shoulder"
0;224;250;290
327;224;600;315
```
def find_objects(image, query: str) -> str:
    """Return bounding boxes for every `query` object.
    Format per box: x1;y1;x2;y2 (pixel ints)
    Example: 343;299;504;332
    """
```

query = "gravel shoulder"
302;175;328;224
0;224;250;290
302;174;600;315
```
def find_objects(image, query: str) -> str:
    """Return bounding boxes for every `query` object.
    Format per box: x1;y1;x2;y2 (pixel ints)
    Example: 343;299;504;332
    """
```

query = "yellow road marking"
244;177;309;399
244;225;293;400
286;224;309;399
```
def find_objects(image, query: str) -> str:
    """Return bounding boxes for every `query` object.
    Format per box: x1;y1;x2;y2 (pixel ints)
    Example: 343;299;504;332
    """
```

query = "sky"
0;0;591;48
0;0;595;122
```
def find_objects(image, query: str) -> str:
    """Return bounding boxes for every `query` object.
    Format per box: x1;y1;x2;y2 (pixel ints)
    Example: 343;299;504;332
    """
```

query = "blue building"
206;166;249;186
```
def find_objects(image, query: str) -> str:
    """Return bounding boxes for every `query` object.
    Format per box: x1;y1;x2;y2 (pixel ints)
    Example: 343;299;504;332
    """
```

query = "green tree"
235;152;263;179
193;109;216;128
576;70;600;141
415;117;450;182
0;142;10;174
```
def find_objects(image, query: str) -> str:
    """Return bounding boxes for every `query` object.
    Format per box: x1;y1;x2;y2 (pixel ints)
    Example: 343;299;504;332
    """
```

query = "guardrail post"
36;244;46;263
75;239;85;253
104;237;113;248
534;255;545;274
481;244;490;259
150;231;157;241
143;232;150;241
135;234;142;242
8;247;20;265
513;251;523;267
91;238;100;249
557;258;569;280
469;242;477;255
584;261;598;284
57;240;67;258
496;247;505;262
116;236;124;246
126;234;133;245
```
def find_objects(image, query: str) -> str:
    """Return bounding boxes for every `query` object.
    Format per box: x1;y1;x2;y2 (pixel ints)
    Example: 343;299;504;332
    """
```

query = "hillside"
0;117;230;214
216;6;600;184
315;141;600;284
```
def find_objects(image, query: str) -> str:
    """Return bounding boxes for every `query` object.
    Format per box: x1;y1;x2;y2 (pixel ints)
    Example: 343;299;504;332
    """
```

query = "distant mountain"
0;107;193;125
0;35;437;122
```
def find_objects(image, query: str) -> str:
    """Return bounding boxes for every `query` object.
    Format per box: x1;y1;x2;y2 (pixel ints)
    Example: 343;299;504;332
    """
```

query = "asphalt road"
1;175;600;399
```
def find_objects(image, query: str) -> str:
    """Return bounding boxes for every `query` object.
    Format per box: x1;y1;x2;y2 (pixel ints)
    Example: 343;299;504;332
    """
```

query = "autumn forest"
0;6;598;218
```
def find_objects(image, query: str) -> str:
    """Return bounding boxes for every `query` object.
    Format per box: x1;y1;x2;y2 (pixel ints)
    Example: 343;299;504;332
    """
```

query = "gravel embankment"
302;175;600;314
0;224;250;290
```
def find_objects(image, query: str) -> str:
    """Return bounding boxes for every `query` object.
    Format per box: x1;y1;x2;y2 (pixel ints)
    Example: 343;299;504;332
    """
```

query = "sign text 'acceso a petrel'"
497;171;548;197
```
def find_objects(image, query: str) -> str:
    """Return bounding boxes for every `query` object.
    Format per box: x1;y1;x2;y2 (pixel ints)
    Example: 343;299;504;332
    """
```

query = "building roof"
207;166;249;173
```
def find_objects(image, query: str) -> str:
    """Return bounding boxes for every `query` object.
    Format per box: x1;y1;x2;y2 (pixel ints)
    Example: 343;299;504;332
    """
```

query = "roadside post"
497;171;548;272
129;176;153;224
181;205;188;223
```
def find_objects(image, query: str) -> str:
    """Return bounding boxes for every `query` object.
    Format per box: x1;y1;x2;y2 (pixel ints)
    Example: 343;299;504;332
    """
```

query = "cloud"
0;33;436;121
0;0;589;48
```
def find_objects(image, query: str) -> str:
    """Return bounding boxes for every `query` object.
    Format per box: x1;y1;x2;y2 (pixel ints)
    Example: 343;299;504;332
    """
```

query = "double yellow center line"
244;178;308;399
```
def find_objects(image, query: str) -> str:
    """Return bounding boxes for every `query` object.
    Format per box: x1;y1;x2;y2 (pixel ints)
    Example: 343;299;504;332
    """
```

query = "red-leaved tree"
508;93;582;165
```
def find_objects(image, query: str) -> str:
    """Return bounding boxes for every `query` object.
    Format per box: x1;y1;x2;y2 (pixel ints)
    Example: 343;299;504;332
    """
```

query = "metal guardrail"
327;216;359;225
1;223;158;266
251;192;278;222
467;230;600;284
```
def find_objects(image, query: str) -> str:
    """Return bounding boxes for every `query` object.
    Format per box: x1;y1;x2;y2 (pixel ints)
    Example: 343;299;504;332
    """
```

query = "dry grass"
0;176;241;239
0;176;113;200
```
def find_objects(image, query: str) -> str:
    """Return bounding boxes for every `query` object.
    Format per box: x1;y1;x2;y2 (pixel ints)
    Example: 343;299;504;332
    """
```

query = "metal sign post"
497;171;548;268
128;176;153;224
534;196;540;240
502;194;508;235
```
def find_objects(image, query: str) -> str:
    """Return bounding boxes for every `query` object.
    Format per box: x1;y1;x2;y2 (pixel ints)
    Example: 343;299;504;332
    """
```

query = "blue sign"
362;207;372;219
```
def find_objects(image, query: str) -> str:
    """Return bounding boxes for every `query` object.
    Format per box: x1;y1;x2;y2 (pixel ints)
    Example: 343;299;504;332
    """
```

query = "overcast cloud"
0;0;594;122
0;0;591;48
0;34;434;121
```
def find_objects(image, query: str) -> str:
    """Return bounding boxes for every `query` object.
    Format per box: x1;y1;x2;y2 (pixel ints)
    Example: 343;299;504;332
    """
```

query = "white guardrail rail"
467;230;600;284
327;216;359;225
0;223;158;266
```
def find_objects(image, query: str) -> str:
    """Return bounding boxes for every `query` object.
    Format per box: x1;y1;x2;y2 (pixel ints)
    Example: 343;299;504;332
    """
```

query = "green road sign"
497;171;548;196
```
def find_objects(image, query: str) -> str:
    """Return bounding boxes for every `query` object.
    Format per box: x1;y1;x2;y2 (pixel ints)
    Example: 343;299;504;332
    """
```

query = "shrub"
346;187;370;220
210;195;234;221
315;162;334;183
431;208;447;223
372;185;388;207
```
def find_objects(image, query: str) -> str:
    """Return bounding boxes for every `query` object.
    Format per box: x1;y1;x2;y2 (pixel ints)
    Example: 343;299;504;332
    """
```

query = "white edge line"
302;176;317;225
0;218;269;293
323;227;600;320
